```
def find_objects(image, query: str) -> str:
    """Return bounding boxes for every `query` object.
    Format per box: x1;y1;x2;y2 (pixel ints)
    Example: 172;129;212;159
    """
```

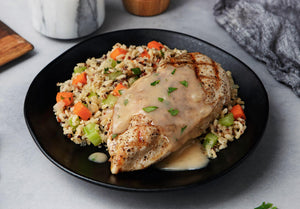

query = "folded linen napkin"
214;0;300;96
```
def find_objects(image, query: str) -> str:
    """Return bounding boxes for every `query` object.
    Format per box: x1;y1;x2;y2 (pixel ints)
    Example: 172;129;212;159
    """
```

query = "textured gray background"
0;0;299;208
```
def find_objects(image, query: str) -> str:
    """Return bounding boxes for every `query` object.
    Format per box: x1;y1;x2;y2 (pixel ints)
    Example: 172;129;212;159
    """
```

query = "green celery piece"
203;133;218;149
102;94;118;107
74;66;86;74
88;92;97;98
219;113;234;127
68;116;80;130
108;71;122;80
109;59;117;68
83;123;102;146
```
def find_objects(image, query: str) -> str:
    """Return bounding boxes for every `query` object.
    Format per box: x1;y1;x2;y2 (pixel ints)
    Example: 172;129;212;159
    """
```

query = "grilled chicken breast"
107;52;231;174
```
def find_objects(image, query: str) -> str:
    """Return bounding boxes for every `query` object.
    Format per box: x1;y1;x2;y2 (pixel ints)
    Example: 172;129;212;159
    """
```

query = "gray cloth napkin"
214;0;300;96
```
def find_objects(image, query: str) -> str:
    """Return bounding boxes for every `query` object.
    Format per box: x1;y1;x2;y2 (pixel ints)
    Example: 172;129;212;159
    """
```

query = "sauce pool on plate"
88;152;108;163
156;140;209;171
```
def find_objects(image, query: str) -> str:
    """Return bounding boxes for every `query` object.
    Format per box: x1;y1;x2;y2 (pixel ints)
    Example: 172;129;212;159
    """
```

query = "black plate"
24;29;268;191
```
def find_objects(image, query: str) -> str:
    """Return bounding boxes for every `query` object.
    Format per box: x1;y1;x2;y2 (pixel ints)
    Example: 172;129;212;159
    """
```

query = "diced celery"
74;66;86;74
88;92;98;98
108;71;122;80
219;113;234;127
83;123;102;146
102;94;118;107
109;59;117;68
203;132;218;149
68;116;80;130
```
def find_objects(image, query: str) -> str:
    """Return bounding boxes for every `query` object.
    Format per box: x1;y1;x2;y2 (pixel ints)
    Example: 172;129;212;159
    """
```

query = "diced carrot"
230;104;246;119
72;72;87;86
112;83;127;96
73;102;92;120
147;41;164;50
56;92;74;106
110;48;127;60
140;49;150;58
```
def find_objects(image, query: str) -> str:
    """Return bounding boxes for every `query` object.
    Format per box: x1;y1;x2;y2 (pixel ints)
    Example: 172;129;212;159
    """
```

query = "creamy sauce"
88;152;108;163
112;64;212;148
156;140;209;171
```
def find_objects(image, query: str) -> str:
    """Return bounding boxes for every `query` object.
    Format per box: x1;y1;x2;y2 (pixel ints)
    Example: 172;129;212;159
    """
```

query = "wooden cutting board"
0;21;34;66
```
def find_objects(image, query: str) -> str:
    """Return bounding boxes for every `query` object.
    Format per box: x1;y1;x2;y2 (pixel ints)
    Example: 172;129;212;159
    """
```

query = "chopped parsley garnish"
143;106;158;113
151;80;160;86
131;67;141;76
179;80;188;87
168;108;179;116
117;60;122;64
118;90;124;95
158;97;164;102
171;69;176;75
181;125;187;134
255;202;277;209
60;96;65;100
160;50;165;57
112;134;118;139
124;99;129;106
104;68;109;74
168;87;178;95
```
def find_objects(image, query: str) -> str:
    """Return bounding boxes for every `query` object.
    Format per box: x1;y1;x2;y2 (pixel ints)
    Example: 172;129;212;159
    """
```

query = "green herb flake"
118;90;124;95
104;68;109;74
131;67;142;76
179;80;188;87
112;134;118;139
60;96;65;100
143;106;158;113
158;97;164;102
181;125;187;134
171;69;176;75
160;50;165;57
151;80;160;86
117;60;122;64
168;87;178;95
255;202;277;209
168;108;179;116
124;99;129;106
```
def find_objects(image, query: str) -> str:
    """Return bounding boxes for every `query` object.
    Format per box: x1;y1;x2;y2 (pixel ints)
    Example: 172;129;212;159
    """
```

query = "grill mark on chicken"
168;53;222;104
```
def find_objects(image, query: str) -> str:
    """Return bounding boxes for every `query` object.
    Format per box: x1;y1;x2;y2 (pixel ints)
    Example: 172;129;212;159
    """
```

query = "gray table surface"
1;0;299;208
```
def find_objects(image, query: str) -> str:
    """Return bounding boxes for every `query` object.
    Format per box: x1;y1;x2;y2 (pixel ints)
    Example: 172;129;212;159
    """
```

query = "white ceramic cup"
29;0;105;39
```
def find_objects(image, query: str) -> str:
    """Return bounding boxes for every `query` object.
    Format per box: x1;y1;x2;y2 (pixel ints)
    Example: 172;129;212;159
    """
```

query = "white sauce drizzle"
112;64;212;150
